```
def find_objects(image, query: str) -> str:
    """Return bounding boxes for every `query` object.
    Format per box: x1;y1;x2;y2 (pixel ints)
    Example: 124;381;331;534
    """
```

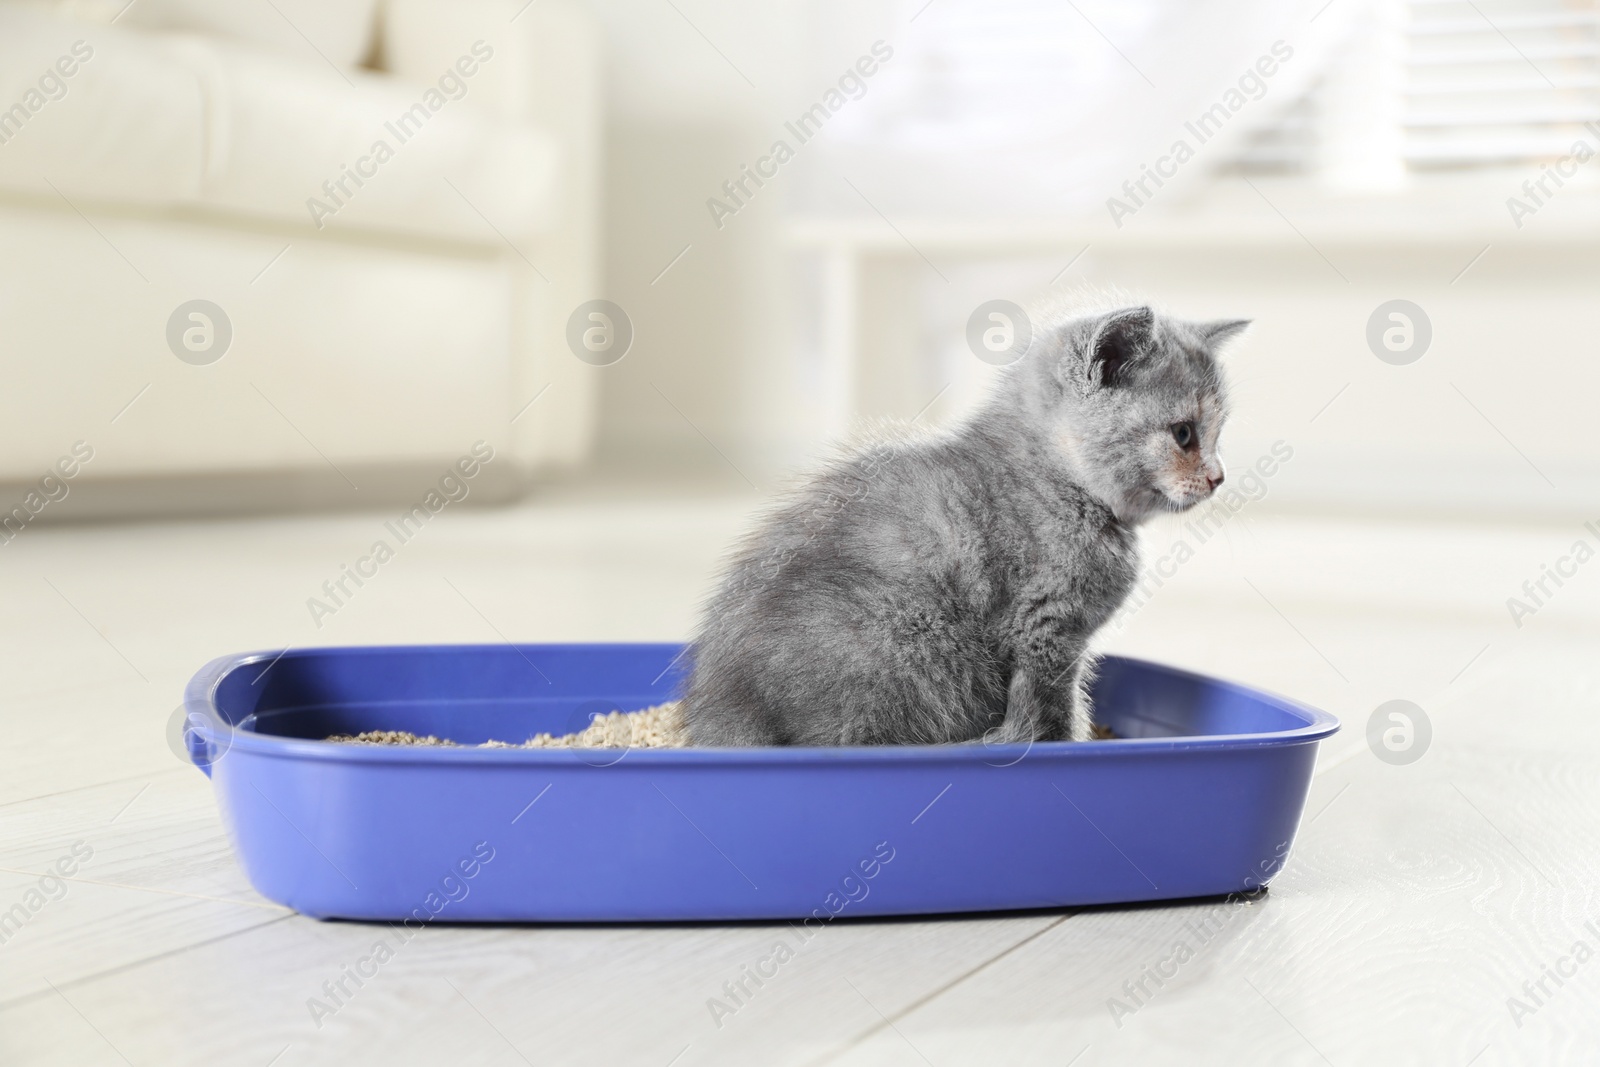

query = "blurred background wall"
2;0;1596;522
588;0;1600;523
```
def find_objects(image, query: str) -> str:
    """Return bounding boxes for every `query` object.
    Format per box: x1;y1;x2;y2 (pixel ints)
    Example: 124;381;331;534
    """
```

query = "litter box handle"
173;703;231;778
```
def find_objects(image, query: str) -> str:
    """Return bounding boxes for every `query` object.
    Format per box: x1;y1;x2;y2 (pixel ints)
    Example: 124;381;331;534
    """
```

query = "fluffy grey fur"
683;304;1247;747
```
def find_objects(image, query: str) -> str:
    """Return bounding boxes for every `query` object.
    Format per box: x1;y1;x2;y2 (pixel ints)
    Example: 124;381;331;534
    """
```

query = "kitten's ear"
1085;305;1155;389
1197;318;1251;349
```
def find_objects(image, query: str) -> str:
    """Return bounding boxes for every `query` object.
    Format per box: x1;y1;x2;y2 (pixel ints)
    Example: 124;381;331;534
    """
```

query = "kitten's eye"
1171;421;1196;449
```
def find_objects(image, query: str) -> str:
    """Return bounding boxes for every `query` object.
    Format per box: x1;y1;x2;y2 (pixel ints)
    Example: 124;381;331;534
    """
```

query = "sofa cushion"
0;7;556;245
0;12;205;205
119;0;379;70
6;0;379;69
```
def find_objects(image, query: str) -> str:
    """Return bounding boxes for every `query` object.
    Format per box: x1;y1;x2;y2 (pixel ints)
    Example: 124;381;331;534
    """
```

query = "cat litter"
326;703;1114;748
329;702;688;749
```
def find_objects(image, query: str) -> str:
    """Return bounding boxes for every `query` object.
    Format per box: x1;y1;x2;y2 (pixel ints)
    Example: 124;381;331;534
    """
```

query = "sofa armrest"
379;0;604;473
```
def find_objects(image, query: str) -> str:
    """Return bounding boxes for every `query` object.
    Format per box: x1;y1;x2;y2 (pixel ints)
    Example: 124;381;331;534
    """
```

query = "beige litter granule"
327;702;687;749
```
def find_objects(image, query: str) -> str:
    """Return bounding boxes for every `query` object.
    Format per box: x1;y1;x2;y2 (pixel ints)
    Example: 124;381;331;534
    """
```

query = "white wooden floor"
2;480;1598;1066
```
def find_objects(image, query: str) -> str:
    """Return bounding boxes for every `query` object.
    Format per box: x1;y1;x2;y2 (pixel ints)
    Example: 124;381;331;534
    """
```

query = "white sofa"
0;0;601;515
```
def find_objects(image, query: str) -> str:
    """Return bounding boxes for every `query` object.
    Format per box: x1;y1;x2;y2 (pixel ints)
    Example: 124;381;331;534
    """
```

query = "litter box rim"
183;644;1340;773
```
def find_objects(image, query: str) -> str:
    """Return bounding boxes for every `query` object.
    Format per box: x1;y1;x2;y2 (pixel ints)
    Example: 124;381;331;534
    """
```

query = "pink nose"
1206;472;1224;491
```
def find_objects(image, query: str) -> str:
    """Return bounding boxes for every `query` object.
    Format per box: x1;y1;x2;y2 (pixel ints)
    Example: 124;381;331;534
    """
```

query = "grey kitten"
682;304;1246;746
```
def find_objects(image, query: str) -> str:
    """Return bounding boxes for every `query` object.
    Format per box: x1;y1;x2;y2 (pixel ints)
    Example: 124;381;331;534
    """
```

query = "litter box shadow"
313;887;1271;933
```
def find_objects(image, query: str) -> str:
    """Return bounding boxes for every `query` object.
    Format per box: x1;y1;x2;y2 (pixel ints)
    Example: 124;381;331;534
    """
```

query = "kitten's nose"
1206;471;1224;491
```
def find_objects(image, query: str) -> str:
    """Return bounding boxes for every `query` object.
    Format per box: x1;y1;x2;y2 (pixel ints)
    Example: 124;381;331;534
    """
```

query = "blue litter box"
183;644;1338;922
